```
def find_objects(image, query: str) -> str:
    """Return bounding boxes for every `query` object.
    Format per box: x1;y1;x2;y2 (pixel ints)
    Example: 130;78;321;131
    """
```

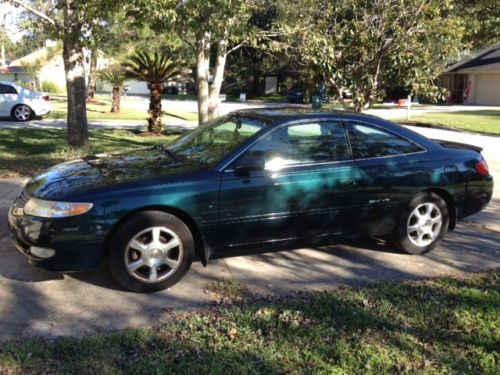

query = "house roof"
446;44;500;73
8;46;56;67
0;66;29;74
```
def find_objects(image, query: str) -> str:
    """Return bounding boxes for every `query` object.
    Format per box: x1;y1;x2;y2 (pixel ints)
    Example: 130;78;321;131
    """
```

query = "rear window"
348;123;423;159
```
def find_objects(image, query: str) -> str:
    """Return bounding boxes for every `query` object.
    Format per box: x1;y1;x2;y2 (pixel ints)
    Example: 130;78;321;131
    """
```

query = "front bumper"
8;196;105;272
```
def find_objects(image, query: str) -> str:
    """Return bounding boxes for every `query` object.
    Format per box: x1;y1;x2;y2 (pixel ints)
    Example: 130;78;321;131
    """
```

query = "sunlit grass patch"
0;270;498;374
0;128;177;177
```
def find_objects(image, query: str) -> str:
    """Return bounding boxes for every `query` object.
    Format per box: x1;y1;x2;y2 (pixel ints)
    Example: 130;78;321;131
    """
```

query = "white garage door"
475;74;500;105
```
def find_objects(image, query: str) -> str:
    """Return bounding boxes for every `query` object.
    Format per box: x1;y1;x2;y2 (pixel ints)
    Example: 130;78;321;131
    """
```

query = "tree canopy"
281;0;464;111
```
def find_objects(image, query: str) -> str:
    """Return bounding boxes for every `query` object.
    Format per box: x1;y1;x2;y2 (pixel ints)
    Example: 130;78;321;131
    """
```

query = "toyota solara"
8;109;493;292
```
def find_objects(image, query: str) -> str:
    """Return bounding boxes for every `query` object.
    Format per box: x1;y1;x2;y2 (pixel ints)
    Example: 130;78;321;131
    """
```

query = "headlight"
23;198;93;218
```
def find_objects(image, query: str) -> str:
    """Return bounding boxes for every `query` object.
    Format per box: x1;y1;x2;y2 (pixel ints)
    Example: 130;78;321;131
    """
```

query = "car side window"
0;84;18;94
242;122;349;170
167;116;265;166
348;123;423;159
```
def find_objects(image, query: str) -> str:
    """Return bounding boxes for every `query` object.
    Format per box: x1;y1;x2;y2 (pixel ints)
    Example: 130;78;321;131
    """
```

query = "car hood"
24;147;207;199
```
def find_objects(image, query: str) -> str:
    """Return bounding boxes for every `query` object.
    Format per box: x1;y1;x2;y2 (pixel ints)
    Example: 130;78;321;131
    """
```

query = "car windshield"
166;115;267;167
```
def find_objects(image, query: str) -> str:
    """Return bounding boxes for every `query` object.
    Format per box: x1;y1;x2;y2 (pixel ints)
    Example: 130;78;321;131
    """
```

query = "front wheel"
109;211;194;292
392;192;449;255
12;104;33;122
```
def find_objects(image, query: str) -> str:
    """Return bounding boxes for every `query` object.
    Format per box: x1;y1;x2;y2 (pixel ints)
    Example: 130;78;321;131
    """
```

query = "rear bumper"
33;104;51;116
457;175;494;220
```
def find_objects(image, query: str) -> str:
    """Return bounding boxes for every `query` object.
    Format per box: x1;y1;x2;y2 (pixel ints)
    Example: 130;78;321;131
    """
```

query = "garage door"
475;74;500;105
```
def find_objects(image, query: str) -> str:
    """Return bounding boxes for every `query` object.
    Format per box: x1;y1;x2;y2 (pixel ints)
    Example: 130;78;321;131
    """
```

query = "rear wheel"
109;211;194;292
392;192;449;255
12;104;33;122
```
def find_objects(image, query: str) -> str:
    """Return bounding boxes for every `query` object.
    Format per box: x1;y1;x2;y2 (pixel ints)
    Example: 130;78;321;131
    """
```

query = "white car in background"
0;81;52;121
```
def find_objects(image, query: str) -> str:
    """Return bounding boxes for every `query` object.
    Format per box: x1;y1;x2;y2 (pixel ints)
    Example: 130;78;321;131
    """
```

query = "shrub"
41;80;62;94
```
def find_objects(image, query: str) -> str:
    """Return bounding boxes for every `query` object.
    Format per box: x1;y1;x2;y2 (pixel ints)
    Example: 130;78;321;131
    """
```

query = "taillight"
475;159;489;176
42;95;50;102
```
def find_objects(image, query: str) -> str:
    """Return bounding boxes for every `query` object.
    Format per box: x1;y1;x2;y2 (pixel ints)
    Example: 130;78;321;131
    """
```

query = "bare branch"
181;36;196;52
227;40;247;54
6;0;60;28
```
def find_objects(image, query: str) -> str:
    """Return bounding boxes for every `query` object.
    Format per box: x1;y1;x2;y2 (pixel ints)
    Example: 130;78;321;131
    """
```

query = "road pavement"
0;119;498;342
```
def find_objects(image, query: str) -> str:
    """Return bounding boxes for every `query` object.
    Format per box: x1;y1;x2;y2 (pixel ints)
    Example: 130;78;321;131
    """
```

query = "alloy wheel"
406;202;443;247
124;226;183;283
14;105;31;121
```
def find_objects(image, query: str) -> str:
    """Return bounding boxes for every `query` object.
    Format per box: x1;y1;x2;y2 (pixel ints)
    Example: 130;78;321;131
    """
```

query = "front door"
218;121;362;252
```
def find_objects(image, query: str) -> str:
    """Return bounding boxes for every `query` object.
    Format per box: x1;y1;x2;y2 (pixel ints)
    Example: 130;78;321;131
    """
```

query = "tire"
12;104;33;122
392;192;449;255
109;211;194;292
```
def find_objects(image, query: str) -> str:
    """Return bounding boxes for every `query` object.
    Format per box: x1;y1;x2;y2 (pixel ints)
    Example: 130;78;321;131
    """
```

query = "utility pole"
0;44;5;66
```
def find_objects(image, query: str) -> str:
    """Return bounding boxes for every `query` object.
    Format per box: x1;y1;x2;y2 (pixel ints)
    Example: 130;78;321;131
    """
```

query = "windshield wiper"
154;145;181;163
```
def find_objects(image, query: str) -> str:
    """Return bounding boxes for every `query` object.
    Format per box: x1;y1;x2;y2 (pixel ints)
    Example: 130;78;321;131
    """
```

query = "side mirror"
234;155;265;175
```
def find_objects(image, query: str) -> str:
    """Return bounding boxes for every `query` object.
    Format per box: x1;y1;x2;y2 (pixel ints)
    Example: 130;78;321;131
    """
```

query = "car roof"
0;81;16;86
229;107;382;124
228;107;439;150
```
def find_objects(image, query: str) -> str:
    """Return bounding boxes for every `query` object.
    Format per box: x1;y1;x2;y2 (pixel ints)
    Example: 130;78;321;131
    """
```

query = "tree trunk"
196;34;211;125
63;37;88;148
148;83;163;133
207;38;228;122
86;46;97;101
110;85;121;113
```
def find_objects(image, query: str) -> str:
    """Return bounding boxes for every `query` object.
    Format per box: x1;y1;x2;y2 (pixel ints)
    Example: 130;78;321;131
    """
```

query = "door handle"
338;179;357;187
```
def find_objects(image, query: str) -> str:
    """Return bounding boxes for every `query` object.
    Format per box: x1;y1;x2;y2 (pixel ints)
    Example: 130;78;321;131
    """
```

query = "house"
439;43;500;105
1;41;150;95
0;65;31;83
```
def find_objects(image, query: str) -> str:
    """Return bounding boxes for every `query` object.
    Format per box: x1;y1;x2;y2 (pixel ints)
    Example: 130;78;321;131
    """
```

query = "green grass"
46;97;199;122
0;128;176;177
397;110;500;135
0;270;498;374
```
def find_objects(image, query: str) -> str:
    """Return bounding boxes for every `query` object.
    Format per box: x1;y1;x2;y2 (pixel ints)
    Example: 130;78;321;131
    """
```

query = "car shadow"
66;237;403;292
0;115;44;122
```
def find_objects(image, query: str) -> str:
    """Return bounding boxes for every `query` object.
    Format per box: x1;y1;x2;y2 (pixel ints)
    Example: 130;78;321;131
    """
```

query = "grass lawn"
0;270;498;374
0;128;176;177
46;96;199;122
397;110;500;135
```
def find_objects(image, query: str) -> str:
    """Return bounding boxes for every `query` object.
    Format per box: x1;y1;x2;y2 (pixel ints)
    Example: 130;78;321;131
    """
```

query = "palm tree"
124;52;183;134
98;67;127;113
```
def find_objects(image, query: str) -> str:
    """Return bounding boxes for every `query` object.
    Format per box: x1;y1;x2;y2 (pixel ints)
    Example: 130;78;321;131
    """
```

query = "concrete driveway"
0;126;499;342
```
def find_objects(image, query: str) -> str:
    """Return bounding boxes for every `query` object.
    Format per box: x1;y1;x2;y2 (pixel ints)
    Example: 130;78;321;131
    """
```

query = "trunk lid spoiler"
432;139;483;153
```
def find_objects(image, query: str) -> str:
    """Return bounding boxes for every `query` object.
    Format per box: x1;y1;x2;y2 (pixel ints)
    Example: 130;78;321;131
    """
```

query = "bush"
41;80;62;94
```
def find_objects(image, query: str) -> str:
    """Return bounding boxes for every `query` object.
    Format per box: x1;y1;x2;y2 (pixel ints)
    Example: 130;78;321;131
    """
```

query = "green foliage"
0;25;16;62
9;33;46;60
0;271;498;373
123;51;182;84
123;51;185;133
97;66;126;86
40;80;62;94
288;0;464;111
453;0;500;49
0;128;175;177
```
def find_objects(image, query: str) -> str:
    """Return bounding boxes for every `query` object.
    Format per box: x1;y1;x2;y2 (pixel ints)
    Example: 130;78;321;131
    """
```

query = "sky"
1;3;24;42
